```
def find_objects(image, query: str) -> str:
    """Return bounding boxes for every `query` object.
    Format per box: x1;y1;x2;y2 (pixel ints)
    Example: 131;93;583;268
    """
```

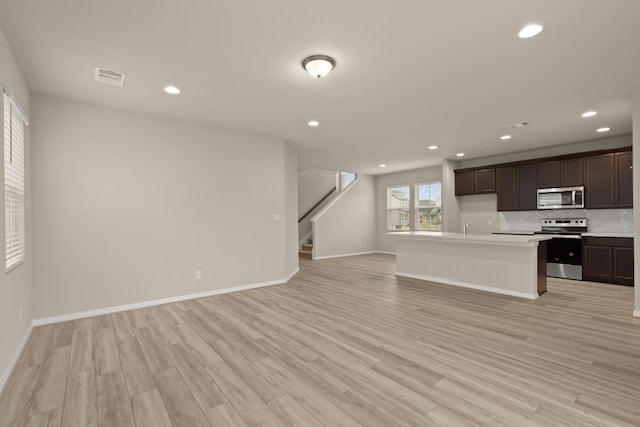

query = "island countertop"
387;231;551;247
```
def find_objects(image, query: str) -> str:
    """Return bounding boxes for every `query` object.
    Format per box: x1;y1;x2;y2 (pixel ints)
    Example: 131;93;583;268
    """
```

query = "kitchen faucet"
464;220;471;235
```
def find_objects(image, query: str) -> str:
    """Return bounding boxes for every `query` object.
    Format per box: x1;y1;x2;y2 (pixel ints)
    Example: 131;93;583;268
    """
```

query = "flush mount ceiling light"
164;85;181;95
500;135;512;140
456;153;465;157
518;24;543;39
582;111;598;118
302;55;336;78
428;145;438;150
307;120;319;127
597;127;611;133
379;164;387;168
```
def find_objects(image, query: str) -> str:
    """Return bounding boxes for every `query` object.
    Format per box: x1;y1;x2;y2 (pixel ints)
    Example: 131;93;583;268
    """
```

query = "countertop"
492;231;634;239
491;231;536;235
581;232;634;238
387;231;551;247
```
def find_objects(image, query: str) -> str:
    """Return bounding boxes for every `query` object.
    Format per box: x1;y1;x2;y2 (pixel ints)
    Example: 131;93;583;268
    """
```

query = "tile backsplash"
499;209;634;233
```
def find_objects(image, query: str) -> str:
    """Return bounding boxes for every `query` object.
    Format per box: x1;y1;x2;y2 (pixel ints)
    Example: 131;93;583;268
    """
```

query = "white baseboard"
33;270;299;327
0;323;33;395
375;251;396;255
634;310;640;318
395;272;538;300
314;250;379;260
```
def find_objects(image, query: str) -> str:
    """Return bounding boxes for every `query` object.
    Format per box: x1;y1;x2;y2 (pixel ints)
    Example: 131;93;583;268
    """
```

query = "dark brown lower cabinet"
582;237;634;286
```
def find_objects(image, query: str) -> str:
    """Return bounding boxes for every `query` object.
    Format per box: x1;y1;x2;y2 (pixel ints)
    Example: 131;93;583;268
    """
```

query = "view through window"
387;185;411;230
387;182;442;231
415;182;442;231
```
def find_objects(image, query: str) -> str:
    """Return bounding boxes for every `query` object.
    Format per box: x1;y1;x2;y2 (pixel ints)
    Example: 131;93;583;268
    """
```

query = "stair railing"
298;187;337;223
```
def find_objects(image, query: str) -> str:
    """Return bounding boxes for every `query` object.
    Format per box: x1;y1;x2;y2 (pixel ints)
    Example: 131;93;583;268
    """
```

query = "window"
415;182;442;231
339;172;356;191
387;185;411;230
4;90;27;272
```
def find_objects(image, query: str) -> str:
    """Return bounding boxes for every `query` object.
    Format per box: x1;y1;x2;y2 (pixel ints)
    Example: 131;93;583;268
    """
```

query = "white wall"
441;159;461;233
633;90;640;316
312;175;376;259
0;26;32;390
283;143;299;276
298;169;336;214
459;194;500;234
31;94;297;319
375;166;442;253
297;169;336;243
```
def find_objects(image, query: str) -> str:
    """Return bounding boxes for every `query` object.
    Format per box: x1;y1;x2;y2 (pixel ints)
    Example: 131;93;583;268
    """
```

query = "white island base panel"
391;232;549;300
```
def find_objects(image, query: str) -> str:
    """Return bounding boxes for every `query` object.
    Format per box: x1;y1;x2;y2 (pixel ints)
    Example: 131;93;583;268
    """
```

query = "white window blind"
4;90;27;272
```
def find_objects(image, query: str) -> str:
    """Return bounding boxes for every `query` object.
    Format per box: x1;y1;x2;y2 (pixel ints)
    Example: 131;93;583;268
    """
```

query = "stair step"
299;249;312;258
302;243;313;250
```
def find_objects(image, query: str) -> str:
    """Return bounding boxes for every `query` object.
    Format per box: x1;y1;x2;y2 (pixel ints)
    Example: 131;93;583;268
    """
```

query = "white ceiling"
1;0;639;175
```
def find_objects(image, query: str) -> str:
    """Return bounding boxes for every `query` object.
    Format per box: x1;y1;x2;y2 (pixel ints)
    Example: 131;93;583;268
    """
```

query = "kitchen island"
388;231;551;299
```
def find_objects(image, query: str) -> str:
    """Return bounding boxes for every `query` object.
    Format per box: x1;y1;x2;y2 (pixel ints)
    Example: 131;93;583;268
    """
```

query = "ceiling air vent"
507;121;530;128
94;67;127;87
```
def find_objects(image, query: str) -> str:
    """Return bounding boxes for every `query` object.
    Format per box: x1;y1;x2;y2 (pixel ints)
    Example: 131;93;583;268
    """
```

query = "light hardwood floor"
1;254;639;426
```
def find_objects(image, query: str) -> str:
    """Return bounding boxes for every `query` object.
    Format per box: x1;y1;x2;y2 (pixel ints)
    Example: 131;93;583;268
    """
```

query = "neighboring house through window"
415;181;442;231
387;185;411;230
387;181;442;231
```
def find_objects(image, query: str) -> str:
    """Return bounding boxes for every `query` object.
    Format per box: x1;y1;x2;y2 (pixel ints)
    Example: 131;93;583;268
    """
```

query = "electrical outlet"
195;270;202;279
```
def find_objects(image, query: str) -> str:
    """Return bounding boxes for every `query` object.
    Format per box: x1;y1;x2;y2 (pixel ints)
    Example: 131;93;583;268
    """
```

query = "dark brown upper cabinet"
616;151;633;208
454;170;475;195
496;166;517;211
475;168;496;193
517;164;538;211
455;146;631;209
585;153;615;208
537;160;560;188
496;164;536;211
560;158;584;187
454;168;495;196
537;158;584;188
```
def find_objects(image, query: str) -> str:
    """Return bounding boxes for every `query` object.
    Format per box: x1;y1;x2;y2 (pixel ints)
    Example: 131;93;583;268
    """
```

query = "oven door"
546;237;582;280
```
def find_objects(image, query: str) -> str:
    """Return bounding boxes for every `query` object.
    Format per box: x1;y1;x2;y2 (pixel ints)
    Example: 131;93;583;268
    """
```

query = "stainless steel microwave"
537;186;584;209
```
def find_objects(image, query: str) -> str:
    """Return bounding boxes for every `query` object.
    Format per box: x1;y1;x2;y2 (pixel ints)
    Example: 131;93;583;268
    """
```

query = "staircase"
299;238;313;258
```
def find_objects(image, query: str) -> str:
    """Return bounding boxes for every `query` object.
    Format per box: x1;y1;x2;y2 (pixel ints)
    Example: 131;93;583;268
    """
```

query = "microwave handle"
572;191;576;204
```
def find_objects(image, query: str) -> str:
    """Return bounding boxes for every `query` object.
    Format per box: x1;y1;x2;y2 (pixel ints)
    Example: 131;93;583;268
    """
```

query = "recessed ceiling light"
456;153;465;157
379;164;387;168
164;85;181;95
500;135;512;140
428;145;438;150
582;111;597;118
596;127;610;133
518;24;543;39
307;120;319;127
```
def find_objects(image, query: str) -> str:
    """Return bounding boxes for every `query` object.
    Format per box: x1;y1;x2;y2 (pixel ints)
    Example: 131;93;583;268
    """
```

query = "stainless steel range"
534;218;587;280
